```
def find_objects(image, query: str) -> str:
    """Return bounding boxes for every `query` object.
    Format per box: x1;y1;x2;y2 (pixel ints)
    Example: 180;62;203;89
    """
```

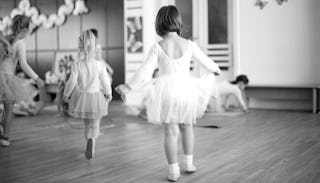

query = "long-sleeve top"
215;81;248;111
128;40;221;88
0;39;38;80
63;59;112;97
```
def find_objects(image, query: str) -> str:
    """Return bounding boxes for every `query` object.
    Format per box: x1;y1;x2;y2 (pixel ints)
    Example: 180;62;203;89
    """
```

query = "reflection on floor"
0;101;320;183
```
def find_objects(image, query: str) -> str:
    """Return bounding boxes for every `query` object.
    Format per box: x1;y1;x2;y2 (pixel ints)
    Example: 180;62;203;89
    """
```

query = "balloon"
0;0;89;30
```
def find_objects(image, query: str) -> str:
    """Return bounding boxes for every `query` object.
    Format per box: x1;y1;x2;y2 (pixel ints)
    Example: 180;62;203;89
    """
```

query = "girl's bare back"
158;36;190;59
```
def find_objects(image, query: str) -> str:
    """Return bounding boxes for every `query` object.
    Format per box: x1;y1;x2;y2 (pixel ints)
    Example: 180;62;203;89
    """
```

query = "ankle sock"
183;154;193;166
168;163;180;174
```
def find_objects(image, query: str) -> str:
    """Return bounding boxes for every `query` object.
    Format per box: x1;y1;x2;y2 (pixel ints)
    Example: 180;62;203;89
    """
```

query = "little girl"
116;6;221;181
63;30;112;160
0;15;44;147
208;75;249;113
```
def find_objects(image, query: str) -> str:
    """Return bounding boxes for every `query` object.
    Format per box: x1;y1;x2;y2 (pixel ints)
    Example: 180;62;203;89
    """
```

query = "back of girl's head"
78;30;96;61
231;74;249;84
155;5;182;37
11;15;30;36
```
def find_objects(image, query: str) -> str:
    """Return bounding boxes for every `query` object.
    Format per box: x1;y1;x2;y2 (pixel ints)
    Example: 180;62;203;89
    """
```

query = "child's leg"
0;102;4;126
179;124;194;155
163;123;179;164
83;119;90;141
2;102;14;137
88;119;100;140
0;102;14;146
163;123;181;181
0;103;4;134
85;119;100;159
179;124;197;172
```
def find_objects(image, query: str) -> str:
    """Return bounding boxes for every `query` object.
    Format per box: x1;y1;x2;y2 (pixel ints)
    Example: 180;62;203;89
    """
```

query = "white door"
176;0;235;80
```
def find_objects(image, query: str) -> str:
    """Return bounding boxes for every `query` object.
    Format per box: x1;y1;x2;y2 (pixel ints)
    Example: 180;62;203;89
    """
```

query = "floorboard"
0;102;319;183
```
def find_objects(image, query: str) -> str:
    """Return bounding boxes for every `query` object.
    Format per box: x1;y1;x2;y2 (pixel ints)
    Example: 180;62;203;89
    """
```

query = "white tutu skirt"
0;73;38;103
137;74;214;125
68;90;109;120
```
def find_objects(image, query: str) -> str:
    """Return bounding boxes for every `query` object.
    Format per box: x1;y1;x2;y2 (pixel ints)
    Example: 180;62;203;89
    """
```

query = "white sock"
168;163;180;174
183;155;193;166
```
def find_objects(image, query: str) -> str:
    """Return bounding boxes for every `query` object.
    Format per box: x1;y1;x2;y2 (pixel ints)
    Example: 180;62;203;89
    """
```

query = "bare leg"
89;119;100;140
163;123;181;181
0;102;4;127
163;123;179;164
207;96;216;112
179;124;197;172
2;102;14;137
85;119;100;159
83;119;90;141
0;102;14;146
0;102;5;134
179;124;194;155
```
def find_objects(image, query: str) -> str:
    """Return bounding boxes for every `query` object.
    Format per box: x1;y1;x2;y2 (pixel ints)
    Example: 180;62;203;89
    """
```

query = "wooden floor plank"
1;102;320;183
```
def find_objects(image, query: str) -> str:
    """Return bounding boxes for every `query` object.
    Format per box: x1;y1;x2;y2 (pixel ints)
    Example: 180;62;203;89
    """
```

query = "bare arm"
234;88;248;112
127;44;158;88
16;41;38;80
100;62;112;97
105;62;114;75
63;63;78;98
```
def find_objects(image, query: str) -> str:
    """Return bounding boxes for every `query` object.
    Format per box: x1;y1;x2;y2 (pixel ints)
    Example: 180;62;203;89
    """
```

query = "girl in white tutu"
116;6;221;181
0;15;45;147
63;30;112;159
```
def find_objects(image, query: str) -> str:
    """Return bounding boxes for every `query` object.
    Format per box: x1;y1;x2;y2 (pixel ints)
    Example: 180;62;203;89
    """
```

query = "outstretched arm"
127;44;158;88
116;44;158;96
105;62;114;75
63;63;78;98
191;41;221;74
234;89;248;112
16;41;39;80
100;62;112;99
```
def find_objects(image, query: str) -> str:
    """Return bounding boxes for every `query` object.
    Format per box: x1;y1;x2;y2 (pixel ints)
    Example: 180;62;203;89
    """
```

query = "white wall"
237;0;320;85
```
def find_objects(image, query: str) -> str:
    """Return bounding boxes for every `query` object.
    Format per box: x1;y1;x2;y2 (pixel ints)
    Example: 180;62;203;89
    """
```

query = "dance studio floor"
0;102;319;183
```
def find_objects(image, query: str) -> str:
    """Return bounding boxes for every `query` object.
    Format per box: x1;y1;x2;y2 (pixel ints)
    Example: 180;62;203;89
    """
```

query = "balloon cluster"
255;0;288;10
0;0;88;31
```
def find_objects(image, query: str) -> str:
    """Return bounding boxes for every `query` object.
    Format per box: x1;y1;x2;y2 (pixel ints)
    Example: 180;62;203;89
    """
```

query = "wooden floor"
0;102;320;183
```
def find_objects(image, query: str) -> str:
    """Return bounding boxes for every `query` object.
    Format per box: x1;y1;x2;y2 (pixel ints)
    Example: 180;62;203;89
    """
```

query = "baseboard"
249;98;312;111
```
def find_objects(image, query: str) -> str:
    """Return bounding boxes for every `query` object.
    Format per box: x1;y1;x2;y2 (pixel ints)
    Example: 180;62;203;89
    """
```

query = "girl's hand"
104;94;112;102
35;77;45;88
115;84;131;96
214;69;221;76
63;96;70;103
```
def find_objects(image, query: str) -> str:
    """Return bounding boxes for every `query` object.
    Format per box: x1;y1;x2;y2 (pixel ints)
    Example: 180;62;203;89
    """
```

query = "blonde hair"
78;30;96;61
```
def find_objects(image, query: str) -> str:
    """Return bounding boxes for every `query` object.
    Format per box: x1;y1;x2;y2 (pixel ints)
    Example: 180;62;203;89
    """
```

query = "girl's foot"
183;164;197;173
85;138;94;159
168;163;181;182
182;155;197;173
0;134;10;147
168;171;181;182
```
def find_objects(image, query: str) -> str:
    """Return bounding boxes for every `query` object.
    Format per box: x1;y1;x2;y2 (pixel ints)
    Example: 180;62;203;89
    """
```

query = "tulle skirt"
134;74;214;125
68;89;109;120
0;73;38;103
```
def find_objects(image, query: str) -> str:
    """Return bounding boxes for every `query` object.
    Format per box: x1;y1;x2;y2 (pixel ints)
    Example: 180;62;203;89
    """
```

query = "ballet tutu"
68;89;109;120
0;72;38;103
136;73;214;125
